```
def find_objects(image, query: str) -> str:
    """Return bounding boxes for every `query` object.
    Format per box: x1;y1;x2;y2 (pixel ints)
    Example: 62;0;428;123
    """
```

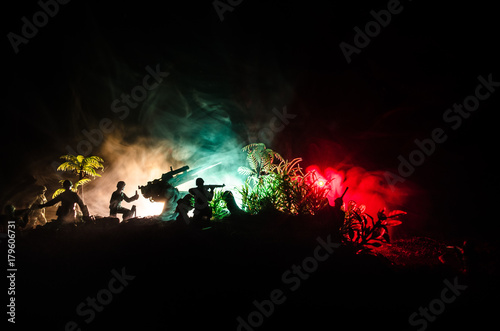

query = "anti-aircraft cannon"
139;166;190;202
138;165;191;220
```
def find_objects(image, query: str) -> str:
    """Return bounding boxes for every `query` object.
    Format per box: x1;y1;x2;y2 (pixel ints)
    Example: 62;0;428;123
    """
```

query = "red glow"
305;165;406;217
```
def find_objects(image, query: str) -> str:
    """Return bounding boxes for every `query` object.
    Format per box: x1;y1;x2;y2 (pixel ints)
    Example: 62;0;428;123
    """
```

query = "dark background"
2;1;500;330
3;0;499;239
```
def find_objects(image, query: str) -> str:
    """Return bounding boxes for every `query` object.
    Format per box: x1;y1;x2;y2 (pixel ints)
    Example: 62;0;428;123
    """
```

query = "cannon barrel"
161;165;190;181
138;165;190;202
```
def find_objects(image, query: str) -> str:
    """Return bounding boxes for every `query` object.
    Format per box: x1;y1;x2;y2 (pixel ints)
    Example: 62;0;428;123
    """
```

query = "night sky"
3;0;500;239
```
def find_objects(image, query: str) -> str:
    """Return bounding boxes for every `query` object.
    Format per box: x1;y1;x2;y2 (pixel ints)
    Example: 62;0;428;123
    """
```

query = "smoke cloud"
81;88;250;217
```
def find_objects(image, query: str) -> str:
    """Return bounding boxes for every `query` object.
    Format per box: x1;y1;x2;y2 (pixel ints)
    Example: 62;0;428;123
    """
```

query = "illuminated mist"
28;58;412;222
82;133;246;218
306;164;408;216
79;78;250;217
63;90;411;219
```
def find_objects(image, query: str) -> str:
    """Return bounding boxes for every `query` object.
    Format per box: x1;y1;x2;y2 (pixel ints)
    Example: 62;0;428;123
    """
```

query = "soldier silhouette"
332;187;348;232
109;181;139;221
37;180;89;223
188;178;214;224
1;204;29;232
24;185;48;229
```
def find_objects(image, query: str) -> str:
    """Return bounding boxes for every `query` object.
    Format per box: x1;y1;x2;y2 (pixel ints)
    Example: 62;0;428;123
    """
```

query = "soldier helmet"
63;180;73;189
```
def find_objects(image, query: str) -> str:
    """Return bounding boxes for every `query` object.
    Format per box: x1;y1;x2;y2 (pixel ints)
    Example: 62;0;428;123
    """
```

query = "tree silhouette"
53;154;104;198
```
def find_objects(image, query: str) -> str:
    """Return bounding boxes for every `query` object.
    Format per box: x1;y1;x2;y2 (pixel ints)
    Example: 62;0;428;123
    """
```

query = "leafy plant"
54;154;104;198
238;143;283;184
52;178;92;198
236;143;405;251
240;173;285;214
340;202;406;253
290;169;333;215
238;144;332;216
209;189;231;220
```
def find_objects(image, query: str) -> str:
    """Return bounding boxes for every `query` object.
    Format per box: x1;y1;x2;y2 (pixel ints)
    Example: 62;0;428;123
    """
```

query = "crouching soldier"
109;181;139;221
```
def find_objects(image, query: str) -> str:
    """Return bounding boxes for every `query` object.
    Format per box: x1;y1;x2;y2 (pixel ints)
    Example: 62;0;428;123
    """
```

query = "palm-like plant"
52;178;92;198
238;143;283;184
53;154;104;198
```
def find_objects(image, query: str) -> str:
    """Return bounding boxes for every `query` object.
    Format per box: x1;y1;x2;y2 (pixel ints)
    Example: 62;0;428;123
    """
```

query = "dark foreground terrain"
8;214;499;331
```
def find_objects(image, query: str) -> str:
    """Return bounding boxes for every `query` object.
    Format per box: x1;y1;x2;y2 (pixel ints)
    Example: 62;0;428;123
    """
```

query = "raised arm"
40;195;61;208
123;191;139;203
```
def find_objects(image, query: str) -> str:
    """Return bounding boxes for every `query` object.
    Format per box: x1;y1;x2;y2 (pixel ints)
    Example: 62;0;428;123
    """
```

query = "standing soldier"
1;204;29;232
332;187;348;232
25;186;48;230
36;180;89;224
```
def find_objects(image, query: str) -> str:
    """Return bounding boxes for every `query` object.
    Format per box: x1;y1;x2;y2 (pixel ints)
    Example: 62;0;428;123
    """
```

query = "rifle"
341;187;348;199
202;184;225;190
333;187;348;207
